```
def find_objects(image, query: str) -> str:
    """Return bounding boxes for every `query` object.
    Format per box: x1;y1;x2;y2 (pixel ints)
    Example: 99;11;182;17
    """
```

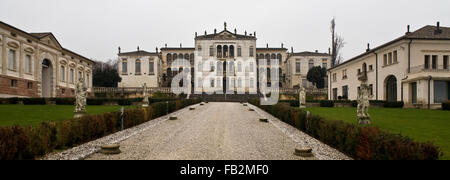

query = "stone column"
19;41;23;78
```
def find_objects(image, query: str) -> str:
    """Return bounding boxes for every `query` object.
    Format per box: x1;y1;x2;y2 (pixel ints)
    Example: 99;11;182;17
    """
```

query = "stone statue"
299;86;306;109
357;64;372;125
142;83;149;107
74;77;87;118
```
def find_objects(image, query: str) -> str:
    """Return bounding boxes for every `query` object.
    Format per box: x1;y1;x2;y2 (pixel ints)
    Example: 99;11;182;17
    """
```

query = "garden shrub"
320;100;334;107
442;101;450;111
249;99;442;160
7;97;20;104
55;98;75;105
383;101;404;108
0;99;201;160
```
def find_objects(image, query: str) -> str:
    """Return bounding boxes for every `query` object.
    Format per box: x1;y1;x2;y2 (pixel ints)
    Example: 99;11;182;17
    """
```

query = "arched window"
223;45;229;58
167;54;172;63
178;54;183;60
228;61;234;74
277;54;282;65
237;46;242;57
265;54;270;65
190;53;194;65
217;45;222;58
230;45;235;58
184;53;189;60
135;59;141;74
173;54;178;61
271;54;276;61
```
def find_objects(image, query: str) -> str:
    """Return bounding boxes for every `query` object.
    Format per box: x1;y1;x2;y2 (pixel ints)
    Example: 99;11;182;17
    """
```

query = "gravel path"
85;102;350;160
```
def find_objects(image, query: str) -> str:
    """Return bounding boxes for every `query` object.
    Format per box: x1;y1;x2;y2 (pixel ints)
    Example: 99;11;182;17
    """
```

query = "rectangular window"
237;47;242;57
432;55;438;69
70;69;74;83
8;49;16;70
333;73;337;82
444;55;449;69
333;88;338;100
197;47;202;57
25;55;32;74
86;74;90;88
342;85;348;99
122;61;128;74
197;78;202;88
27;82;33;89
342;69;347;79
369;84;373;96
11;80;18;87
383;54;387;66
302;79;308;88
210;78;215;88
210;62;214;72
322;63;327;69
250;78;254;88
295;61;301;73
209;47;214;57
149;61;155;75
135;60;141;74
249;62;254;72
309;60;314;70
393;51;398;63
411;82;417;104
424;55;430;69
249;47;254;57
434;80;448;103
60;66;65;82
388;52;393;65
369;65;373;71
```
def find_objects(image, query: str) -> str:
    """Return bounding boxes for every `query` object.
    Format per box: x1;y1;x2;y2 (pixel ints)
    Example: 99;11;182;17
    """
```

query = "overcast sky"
1;0;449;62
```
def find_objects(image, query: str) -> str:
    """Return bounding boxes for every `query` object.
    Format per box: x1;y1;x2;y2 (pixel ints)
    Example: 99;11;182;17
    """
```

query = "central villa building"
117;23;331;94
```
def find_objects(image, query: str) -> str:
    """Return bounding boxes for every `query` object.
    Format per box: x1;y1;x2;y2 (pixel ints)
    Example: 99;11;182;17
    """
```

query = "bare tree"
331;18;345;67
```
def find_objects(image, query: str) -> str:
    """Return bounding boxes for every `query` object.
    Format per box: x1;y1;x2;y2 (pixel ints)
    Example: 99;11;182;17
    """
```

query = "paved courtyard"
85;102;349;160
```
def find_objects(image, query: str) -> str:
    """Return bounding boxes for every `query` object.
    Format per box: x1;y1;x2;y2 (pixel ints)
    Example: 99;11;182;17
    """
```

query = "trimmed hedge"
22;98;46;105
320;100;334;107
0;99;201;160
249;99;442;160
443;101;450;111
0;97;179;106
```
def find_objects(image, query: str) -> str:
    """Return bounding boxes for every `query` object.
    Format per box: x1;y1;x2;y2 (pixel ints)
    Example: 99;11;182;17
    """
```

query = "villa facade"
328;22;450;109
0;21;94;98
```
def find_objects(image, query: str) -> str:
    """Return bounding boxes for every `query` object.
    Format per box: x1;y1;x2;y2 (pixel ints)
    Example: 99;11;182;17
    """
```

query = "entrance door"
386;75;397;102
41;59;53;97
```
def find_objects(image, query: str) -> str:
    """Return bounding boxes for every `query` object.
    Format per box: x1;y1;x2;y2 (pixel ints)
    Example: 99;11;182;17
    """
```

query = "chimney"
156;47;158;53
137;46;140;51
214;29;217;35
234;28;237;35
281;43;284;48
315;50;318;53
254;31;256;37
205;31;207;35
366;43;370;52
328;48;331;54
180;43;182;48
245;31;247;36
195;32;197;38
118;46;121;54
435;21;442;34
266;43;269;48
406;25;410;34
165;44;167;48
291;47;294;53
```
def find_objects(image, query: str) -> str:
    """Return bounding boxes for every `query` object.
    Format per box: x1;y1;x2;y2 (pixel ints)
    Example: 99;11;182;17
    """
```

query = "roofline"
328;36;450;71
160;47;195;50
0;21;94;64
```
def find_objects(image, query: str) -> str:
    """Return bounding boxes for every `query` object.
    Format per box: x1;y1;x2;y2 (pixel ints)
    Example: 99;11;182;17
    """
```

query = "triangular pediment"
31;33;63;50
216;30;237;39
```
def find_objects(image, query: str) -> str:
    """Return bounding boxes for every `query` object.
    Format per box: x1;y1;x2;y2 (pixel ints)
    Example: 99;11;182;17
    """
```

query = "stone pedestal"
74;111;86;119
358;117;371;125
142;104;149;107
101;144;121;155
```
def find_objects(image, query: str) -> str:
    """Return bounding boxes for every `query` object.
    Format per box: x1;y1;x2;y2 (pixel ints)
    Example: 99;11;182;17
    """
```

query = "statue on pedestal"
142;83;149;107
74;78;87;118
299;86;306;109
357;64;372;125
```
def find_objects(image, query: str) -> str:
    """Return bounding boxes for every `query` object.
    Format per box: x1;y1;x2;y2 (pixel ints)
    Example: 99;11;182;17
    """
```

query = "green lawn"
306;107;450;160
0;105;135;126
